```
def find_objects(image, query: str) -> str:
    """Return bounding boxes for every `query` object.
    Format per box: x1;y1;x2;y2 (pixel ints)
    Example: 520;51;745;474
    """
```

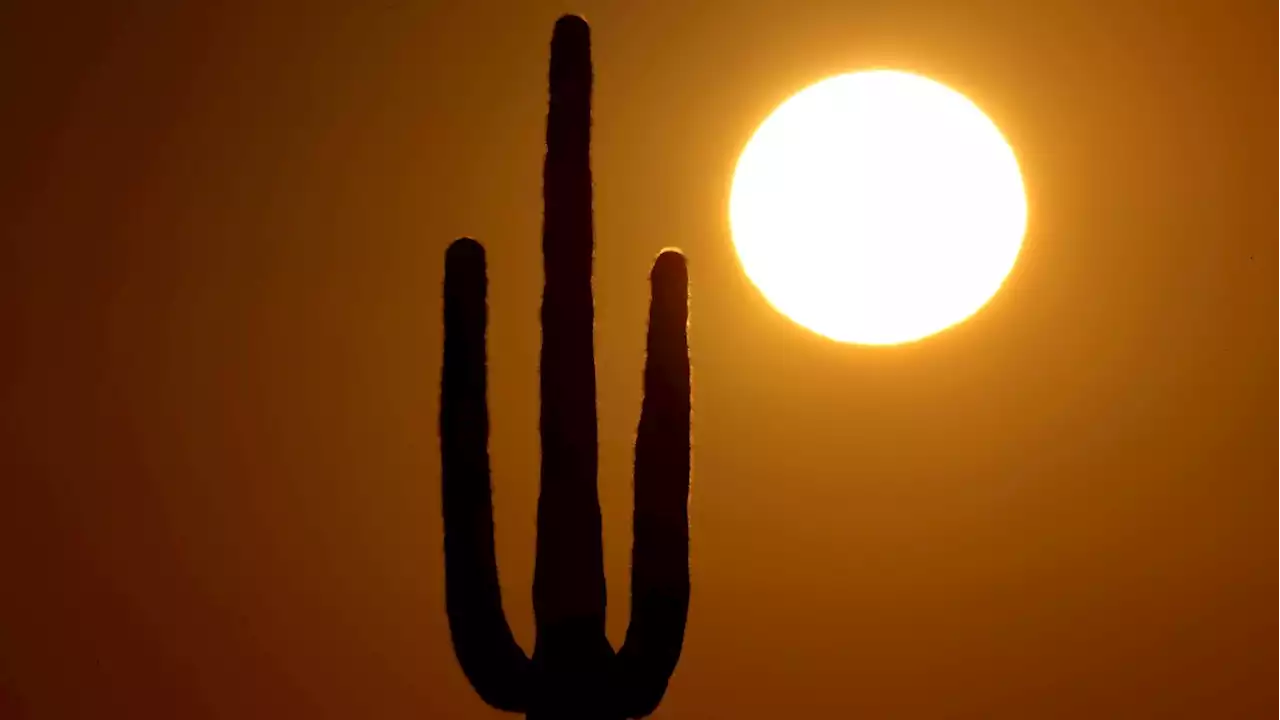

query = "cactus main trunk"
440;14;690;720
531;13;614;717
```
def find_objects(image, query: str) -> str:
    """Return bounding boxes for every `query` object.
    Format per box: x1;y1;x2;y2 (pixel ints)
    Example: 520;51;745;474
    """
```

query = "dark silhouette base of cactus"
440;14;691;720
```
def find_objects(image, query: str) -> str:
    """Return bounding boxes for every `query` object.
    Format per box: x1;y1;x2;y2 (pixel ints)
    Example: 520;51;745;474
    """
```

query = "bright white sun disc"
729;70;1027;345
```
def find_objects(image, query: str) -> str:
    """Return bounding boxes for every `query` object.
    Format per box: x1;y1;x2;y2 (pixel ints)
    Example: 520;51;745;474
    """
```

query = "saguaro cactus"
440;14;692;720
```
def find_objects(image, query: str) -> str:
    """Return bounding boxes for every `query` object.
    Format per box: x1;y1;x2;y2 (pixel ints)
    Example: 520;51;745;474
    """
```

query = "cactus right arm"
615;250;692;718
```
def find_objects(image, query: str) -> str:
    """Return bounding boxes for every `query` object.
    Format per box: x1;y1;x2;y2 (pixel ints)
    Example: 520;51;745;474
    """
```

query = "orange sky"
0;1;1273;717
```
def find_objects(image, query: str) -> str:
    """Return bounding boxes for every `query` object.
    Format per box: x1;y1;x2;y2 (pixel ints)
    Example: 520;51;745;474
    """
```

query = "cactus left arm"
441;238;531;713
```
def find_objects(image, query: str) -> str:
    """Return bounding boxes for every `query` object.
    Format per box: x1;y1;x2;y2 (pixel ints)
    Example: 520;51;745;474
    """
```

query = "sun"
729;70;1028;345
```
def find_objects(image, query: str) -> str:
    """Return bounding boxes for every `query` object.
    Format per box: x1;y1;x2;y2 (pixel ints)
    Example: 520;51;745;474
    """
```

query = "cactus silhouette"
440;14;691;720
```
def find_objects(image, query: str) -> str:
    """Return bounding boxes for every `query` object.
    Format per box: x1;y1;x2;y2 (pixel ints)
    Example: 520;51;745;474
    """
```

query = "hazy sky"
1;1;1273;717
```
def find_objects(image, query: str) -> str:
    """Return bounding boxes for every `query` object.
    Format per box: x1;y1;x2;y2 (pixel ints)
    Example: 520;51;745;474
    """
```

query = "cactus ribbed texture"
440;14;691;720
